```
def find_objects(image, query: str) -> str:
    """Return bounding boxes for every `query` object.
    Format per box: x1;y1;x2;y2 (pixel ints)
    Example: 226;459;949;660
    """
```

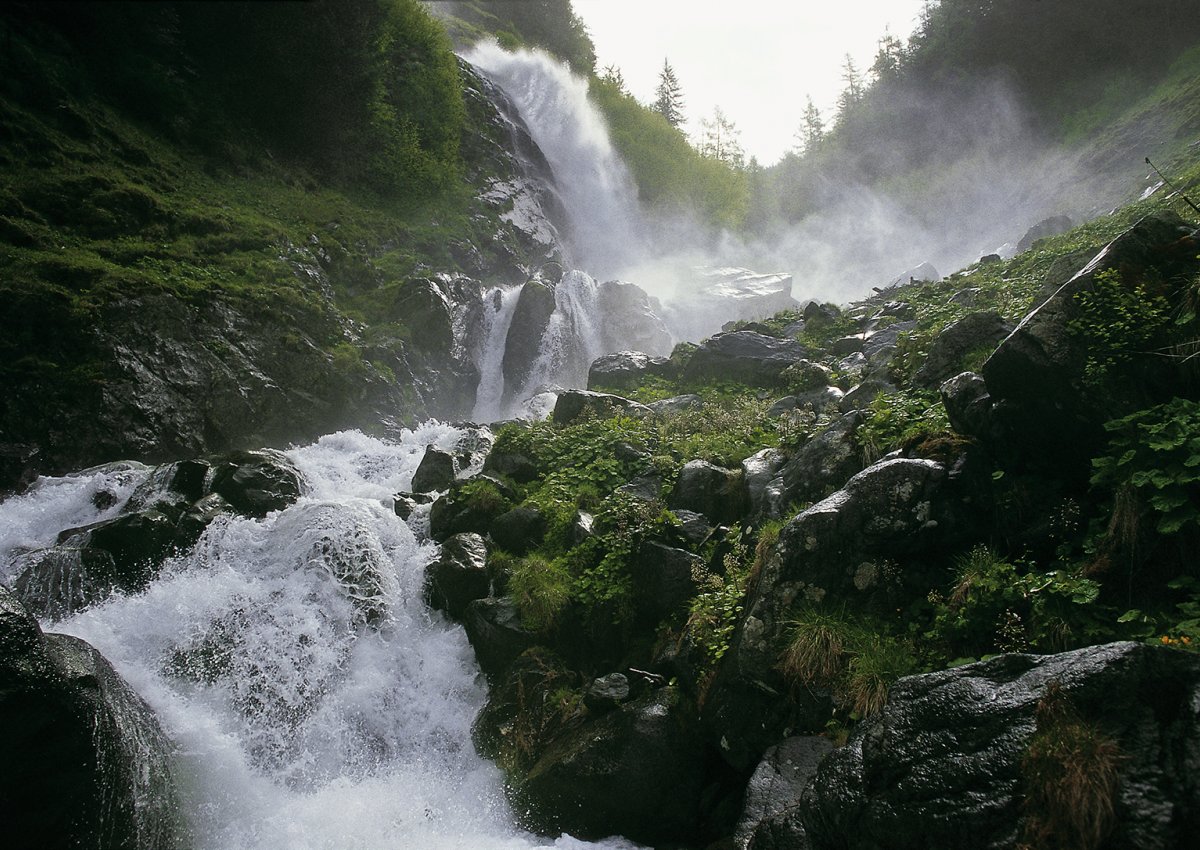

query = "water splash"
514;270;605;403
471;285;525;423
0;427;640;849
466;43;647;279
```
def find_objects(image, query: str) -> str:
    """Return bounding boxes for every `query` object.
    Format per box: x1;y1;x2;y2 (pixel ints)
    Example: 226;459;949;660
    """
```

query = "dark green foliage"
1068;269;1171;385
1091;398;1200;535
855;389;950;463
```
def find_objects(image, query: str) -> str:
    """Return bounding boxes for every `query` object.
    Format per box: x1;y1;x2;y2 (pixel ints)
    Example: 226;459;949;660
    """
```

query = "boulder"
671;460;746;525
682;332;808;388
781;360;833;393
1017;214;1074;253
502;280;557;393
709;458;958;770
490;505;547;555
551;389;651;426
767;412;866;515
411;445;457;493
207;449;305;518
800;642;1200;850
392;491;435;520
913;311;1012;389
0;588;183;850
830;336;864;357
743;448;786;518
673;509;713;547
462;597;537;679
425;532;490;619
981;212;1200;474
632;541;706;627
596;281;673;356
587;351;672;391
517;686;707;846
939;372;997;441
428;475;513;542
584;672;632;714
737;736;834;850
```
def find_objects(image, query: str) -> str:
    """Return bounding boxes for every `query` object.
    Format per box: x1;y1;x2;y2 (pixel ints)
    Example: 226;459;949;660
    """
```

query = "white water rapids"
0;426;638;850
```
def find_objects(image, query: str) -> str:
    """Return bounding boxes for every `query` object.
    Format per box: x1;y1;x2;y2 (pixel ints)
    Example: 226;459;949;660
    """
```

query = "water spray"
1145;157;1200;216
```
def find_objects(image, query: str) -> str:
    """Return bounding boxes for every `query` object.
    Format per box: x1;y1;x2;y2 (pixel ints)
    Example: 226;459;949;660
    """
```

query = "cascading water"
471;285;525;423
515;270;605;402
0;427;638;850
465;43;647;280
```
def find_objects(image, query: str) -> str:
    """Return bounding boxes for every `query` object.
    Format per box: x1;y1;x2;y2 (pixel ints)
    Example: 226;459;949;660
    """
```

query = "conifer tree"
653;58;685;128
794;95;824;155
699;105;744;168
836;54;864;121
871;30;905;83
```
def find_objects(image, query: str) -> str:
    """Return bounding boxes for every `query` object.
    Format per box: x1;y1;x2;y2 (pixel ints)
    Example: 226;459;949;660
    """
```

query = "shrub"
1068;268;1170;385
855;389;950;463
508;553;572;632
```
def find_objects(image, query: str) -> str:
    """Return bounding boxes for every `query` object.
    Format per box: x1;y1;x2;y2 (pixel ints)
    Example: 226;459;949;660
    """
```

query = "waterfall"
471;285;524;423
514;270;605;402
465;43;647;280
0;428;639;850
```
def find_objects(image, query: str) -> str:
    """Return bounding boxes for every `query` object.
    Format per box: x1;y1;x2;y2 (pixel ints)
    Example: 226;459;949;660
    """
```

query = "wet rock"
0;587;183;850
743;448;786;518
0;443;41;497
463;597;537;679
671;460;746;525
781;360;833;392
503;280;557;394
207;449;305;518
803;301;841;324
490;505;547;556
673;509;713;547
862;320;917;362
767;412;866;516
800;642;1200;850
913;311;1012;389
551;389;652;425
52;510;179;598
584;672;632;714
392;491;435;520
682;332;808;388
429;475;513;542
518;686;706;846
939;372;996;440
839;378;893;413
570;510;595;544
425;533;490;620
587;351;672;391
737;736;834;850
830;336;864;357
411;445;458;493
619;473;664;502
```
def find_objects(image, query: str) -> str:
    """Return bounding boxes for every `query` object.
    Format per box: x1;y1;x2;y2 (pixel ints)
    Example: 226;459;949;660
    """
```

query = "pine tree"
653;58;685;128
871;30;905;83
600;63;627;94
794;95;824;155
836;54;864;122
699;105;743;168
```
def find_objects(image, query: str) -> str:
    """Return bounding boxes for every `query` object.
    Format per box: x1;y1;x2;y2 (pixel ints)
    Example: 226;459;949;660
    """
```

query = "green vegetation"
1069;269;1172;385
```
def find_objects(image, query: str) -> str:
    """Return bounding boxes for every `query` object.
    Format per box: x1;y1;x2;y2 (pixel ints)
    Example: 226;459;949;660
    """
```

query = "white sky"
572;0;929;166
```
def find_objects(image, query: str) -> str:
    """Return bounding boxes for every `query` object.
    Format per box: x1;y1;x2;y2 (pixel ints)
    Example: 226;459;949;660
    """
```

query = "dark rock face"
742;448;786;518
517;686;706;846
738;736;834;850
490;505;548;555
584;673;632;714
767;412;866;516
428;475;513;542
503;280;558;395
392;491;435;520
913;311;1013;389
647;393;704;414
411;445;458;493
207;449;304;518
632;541;705;628
939;371;997;441
671;460;746;525
981;212;1200;475
551;389;651;425
0;588;183;850
425;532;490;619
708;458;957;771
682;332;808;387
462;597;536;679
800;642;1200;850
587;350;672;391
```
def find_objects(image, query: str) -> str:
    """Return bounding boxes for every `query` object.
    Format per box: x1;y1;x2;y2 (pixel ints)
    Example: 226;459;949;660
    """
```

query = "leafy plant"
1068;268;1170;385
508;553;572;632
1090;397;1200;534
855;388;950;463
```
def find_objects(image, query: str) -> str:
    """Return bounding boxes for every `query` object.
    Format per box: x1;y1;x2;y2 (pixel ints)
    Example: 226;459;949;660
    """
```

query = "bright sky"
572;0;929;166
